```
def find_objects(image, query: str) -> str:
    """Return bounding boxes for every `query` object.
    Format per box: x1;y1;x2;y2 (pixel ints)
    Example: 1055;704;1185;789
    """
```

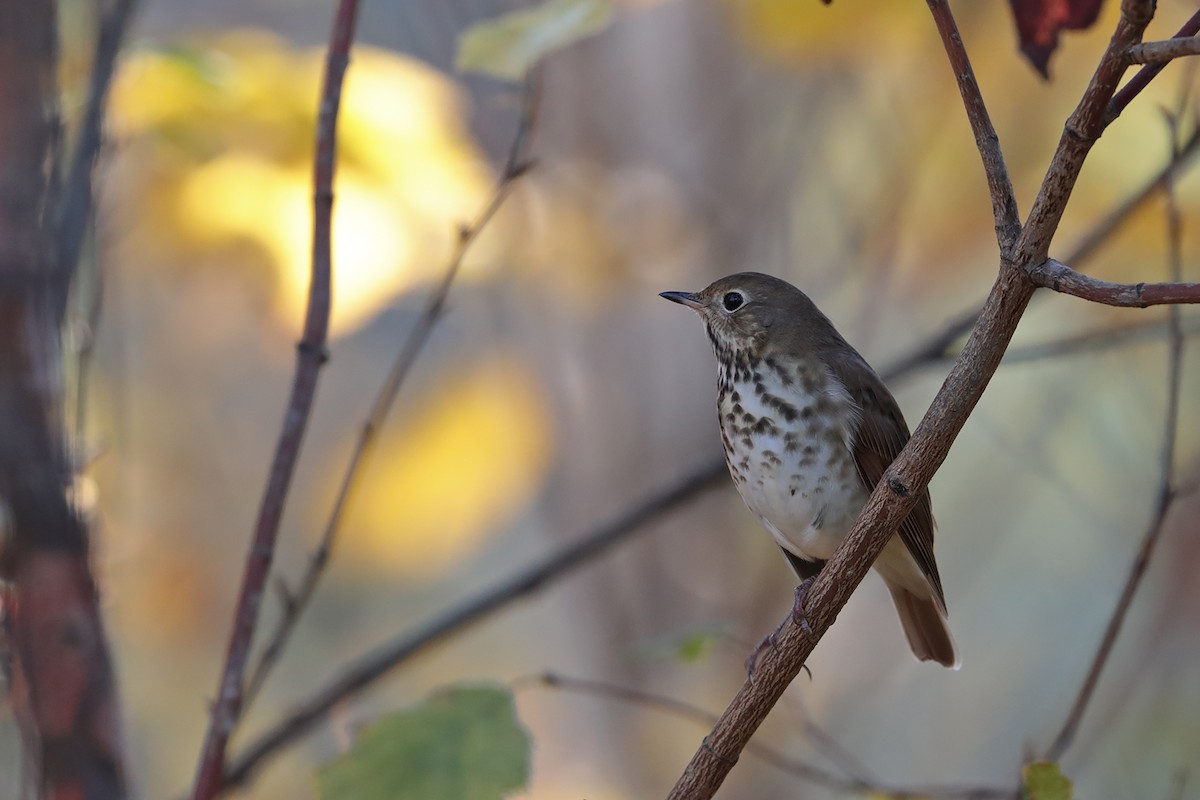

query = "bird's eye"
722;292;744;312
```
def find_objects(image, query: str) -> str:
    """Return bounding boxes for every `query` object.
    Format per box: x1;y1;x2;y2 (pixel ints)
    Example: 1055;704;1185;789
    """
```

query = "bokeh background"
9;0;1200;797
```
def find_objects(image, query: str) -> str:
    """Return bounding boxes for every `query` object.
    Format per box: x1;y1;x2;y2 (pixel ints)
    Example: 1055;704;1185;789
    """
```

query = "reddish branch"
666;2;1158;798
188;2;360;797
1029;258;1200;306
220;461;729;791
241;82;537;711
1108;11;1200;124
0;2;128;798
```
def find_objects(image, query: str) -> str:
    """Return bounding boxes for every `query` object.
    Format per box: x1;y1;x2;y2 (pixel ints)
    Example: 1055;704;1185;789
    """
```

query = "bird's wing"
827;354;946;610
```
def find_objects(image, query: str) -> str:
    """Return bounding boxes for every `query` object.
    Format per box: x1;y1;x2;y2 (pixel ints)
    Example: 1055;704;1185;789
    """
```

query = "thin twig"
882;124;1200;379
1126;36;1200;65
779;691;878;787
525;672;1015;799
996;314;1200;365
523;672;855;791
72;231;104;448
188;2;358;798
52;0;136;324
1029;257;1200;306
925;0;1022;252
219;461;730;791
1167;770;1188;800
241;78;538;712
1108;11;1200;124
1044;108;1190;763
1067;125;1200;266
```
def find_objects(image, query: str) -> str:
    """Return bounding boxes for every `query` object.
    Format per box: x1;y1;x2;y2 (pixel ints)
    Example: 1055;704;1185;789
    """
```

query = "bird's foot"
745;629;780;683
790;576;816;636
745;577;817;683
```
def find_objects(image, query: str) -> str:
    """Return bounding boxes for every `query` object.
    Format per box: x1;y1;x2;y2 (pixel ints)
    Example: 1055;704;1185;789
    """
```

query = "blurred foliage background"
12;0;1200;797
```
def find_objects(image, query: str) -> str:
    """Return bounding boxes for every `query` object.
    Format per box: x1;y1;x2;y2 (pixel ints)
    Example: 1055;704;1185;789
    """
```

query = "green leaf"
456;0;612;82
631;624;731;664
316;684;531;800
1022;761;1073;800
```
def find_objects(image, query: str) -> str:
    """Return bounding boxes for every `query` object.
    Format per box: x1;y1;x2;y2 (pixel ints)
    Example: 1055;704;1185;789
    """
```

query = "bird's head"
660;272;823;359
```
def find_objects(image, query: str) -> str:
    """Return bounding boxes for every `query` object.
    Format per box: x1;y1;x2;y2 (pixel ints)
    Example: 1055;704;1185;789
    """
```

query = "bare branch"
997;315;1200;365
1108;11;1200;124
925;0;1021;251
241;77;538;714
666;3;1157;797
1044;110;1190;762
527;672;1014;799
1029;258;1200;307
188;2;359;797
1126;36;1200;65
883;123;1200;377
1072;130;1200;265
526;672;855;792
51;0;135;323
219;461;729;791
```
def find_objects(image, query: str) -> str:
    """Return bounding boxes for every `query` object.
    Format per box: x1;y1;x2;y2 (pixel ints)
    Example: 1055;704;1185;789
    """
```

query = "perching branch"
666;3;1156;797
1028;258;1200;307
241;77;538;713
188;2;359;797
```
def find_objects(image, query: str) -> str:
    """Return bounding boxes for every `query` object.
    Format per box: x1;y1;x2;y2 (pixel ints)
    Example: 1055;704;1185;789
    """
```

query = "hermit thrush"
661;272;958;668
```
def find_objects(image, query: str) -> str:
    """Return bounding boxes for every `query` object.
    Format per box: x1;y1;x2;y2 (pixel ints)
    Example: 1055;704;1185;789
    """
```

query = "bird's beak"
659;290;703;310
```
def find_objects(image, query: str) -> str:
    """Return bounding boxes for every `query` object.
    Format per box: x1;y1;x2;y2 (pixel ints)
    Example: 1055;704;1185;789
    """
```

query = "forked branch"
666;2;1157;797
1029;258;1200;306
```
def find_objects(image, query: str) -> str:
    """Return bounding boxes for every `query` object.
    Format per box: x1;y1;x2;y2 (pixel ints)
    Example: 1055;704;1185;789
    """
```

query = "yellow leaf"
342;357;553;576
457;0;612;81
109;31;499;337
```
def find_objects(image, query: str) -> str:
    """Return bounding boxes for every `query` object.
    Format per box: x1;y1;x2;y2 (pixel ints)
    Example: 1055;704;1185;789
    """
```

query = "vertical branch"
0;1;128;798
1044;110;1189;763
241;79;538;712
51;0;136;324
188;2;360;798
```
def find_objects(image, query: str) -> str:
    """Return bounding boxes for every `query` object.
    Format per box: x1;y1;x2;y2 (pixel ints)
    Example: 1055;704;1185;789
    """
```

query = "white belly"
720;369;866;562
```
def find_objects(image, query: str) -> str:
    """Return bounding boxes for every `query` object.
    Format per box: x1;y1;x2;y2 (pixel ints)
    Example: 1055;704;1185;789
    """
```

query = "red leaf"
1010;0;1105;78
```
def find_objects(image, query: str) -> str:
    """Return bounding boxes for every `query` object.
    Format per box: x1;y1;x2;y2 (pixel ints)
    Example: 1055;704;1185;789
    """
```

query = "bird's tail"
887;584;961;670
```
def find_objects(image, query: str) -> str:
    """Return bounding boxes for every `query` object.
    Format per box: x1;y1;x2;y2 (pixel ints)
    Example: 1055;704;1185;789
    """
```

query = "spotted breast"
718;351;867;564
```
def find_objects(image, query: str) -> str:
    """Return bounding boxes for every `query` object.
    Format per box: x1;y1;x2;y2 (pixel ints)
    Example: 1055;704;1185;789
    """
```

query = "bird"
661;272;959;668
